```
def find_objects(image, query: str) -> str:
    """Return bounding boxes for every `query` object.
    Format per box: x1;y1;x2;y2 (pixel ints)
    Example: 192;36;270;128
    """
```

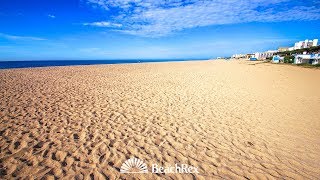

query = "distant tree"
284;55;294;63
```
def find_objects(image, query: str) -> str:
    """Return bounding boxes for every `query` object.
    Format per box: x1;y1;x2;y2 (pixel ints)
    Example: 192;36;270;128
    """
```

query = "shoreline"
2;58;319;71
0;59;211;70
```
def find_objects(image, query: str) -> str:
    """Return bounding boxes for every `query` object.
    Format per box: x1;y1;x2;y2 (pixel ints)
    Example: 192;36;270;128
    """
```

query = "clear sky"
0;0;320;60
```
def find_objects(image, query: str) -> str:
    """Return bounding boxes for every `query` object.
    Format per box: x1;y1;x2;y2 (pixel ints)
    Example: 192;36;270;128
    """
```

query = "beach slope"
0;60;320;179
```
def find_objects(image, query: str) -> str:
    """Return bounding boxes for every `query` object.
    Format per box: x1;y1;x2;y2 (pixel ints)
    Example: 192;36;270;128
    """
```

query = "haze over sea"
0;59;206;69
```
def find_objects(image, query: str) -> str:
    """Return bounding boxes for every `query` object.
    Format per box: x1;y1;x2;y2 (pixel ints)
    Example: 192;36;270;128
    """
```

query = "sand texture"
0;60;320;179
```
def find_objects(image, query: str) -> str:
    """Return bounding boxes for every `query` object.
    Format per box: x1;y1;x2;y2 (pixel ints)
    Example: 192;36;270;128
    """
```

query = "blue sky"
0;0;320;60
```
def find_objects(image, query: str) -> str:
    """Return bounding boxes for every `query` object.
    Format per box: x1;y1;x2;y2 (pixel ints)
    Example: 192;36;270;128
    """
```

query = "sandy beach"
0;60;319;179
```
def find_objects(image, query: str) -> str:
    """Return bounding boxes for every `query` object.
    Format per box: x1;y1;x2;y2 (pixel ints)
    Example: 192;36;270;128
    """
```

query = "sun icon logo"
120;158;148;174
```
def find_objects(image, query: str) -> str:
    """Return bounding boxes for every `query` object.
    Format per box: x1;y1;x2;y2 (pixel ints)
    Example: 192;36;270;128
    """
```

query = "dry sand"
0;60;319;179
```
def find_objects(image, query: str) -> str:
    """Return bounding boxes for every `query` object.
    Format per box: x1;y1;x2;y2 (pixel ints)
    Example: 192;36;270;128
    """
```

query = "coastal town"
231;39;320;65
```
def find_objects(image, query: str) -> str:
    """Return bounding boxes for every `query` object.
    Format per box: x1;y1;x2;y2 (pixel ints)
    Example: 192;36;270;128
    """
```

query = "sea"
0;59;206;69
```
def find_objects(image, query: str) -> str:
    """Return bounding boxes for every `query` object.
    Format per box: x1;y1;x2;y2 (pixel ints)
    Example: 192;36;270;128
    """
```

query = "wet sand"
0;60;319;179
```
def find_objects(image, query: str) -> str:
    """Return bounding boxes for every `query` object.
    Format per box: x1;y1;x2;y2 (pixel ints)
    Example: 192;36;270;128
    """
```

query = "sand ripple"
0;60;320;179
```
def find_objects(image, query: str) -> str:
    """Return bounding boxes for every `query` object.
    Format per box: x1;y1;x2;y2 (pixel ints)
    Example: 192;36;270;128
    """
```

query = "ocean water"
0;59;203;69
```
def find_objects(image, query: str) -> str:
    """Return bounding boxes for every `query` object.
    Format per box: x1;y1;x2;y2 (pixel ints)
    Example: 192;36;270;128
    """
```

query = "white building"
272;55;284;63
294;54;320;65
313;39;319;47
294;41;303;50
253;50;278;60
232;54;246;59
278;47;289;52
294;39;318;50
288;47;295;51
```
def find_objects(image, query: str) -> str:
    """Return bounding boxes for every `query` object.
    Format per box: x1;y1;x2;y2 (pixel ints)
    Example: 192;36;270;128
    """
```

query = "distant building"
253;50;278;60
288;47;295;51
313;39;319;47
294;41;302;50
230;38;319;62
294;39;318;50
294;54;320;65
245;54;255;59
278;47;289;52
232;54;246;59
272;55;283;63
231;53;254;59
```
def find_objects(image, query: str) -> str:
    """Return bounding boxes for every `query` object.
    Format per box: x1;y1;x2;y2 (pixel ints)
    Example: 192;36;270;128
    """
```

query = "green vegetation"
276;45;320;56
273;45;320;64
283;55;294;63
